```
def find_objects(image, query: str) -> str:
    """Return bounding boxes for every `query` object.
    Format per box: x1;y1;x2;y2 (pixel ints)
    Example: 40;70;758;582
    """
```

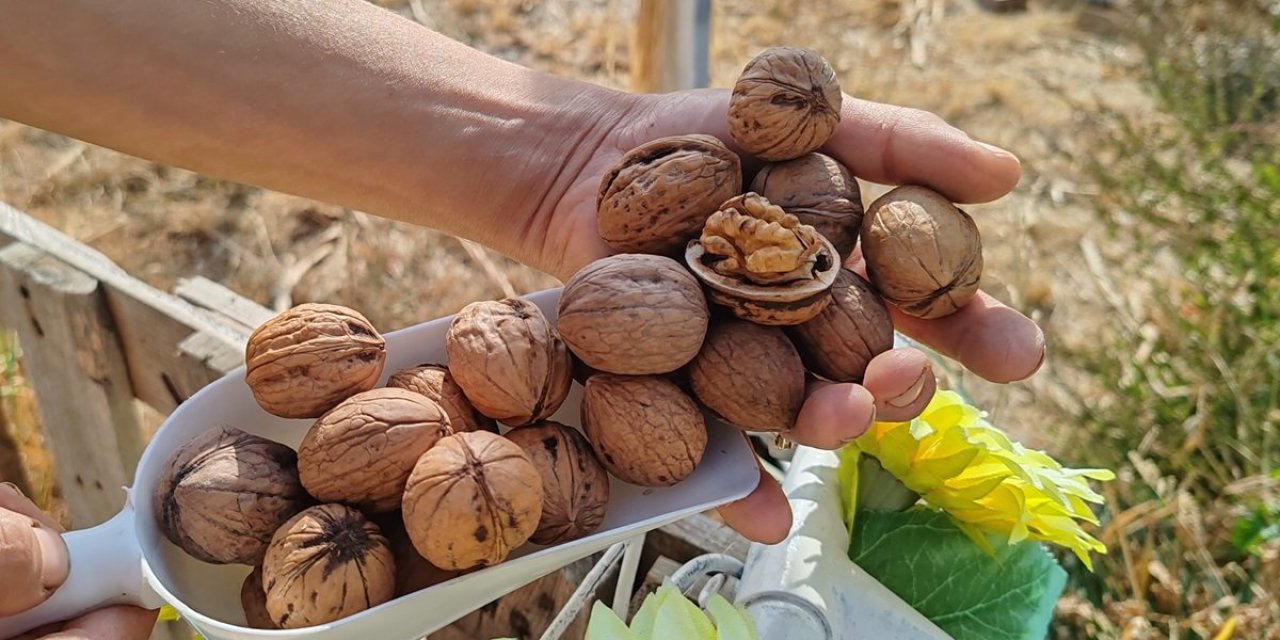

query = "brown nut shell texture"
298;387;453;514
582;374;707;487
861;186;983;319
402;431;544;571
262;504;395;629
387;364;497;433
154;426;309;565
787;269;895;382
557;254;709;375
597;134;744;255
504;421;610;545
728;47;842;162
240;566;276;630
686;193;839;325
371;511;462;597
245;303;387;419
445;299;572;427
750;152;864;259
689;321;806;432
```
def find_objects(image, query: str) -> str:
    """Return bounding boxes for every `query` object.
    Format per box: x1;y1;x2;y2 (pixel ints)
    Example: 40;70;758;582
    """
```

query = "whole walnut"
861;186;983;319
688;321;806;432
597;135;743;255
582;374;707;487
297;387;453;514
240;566;276;630
557;254;709;375
372;511;462;597
446;299;572;427
787;269;895;382
685;193;839;325
153;426;309;565
262;504;395;629
245;303;386;418
728;47;842;162
387;364;497;433
401;431;544;571
750;152;863;259
504;421;610;545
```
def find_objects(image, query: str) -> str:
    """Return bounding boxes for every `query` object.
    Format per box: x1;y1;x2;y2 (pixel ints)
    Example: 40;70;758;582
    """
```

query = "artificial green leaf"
627;584;671;639
585;601;637;640
651;585;716;640
849;509;1067;640
704;594;757;640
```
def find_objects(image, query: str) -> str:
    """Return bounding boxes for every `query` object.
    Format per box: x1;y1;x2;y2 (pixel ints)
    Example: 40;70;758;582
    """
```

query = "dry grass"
2;0;1276;636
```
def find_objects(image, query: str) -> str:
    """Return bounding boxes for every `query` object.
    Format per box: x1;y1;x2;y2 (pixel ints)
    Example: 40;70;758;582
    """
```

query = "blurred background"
1;0;1277;637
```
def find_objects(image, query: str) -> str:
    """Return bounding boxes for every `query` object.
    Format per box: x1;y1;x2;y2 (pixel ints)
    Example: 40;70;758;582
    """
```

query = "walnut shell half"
861;186;983;319
446;299;573;427
685;193;839;325
297;387;453;514
262;504;395;629
582;374;707;487
504;421;610;545
750;152;863;260
402;431;544;571
728;47;842;161
387;364;497;433
153;426;309;565
245;303;386;419
787;269;895;382
689;321;806;432
557;254;709;375
597;134;743;255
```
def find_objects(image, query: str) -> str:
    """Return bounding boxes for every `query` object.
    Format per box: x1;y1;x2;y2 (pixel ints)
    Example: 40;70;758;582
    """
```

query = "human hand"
0;483;156;640
512;89;1045;543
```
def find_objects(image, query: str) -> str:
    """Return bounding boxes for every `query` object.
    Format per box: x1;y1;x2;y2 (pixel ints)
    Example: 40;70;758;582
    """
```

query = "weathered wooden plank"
0;203;250;414
174;276;274;334
430;554;599;640
0;244;143;527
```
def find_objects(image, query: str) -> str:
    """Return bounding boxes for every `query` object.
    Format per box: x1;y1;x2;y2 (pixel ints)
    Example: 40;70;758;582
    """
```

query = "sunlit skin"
0;0;1042;635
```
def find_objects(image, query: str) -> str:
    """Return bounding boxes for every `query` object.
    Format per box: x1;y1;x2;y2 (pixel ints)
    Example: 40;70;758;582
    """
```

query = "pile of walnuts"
151;45;984;631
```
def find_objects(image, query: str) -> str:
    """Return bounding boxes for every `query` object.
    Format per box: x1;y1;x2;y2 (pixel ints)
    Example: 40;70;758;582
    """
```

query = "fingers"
889;291;1046;383
823;97;1022;204
715;461;791;544
786;382;877;450
0;484;63;531
0;485;70;618
30;606;158;640
860;348;937;422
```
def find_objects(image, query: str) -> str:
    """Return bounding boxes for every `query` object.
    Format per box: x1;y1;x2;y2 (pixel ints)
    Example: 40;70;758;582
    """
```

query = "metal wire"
611;534;646;618
538;542;626;640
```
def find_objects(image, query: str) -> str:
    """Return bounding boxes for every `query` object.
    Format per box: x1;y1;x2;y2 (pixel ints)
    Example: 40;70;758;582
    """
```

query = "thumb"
0;484;69;617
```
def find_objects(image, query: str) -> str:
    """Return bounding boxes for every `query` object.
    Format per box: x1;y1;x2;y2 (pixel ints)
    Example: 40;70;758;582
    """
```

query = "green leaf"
704;594;757;640
651;586;716;640
585;601;638;640
849;509;1067;640
627;584;670;639
1230;505;1280;554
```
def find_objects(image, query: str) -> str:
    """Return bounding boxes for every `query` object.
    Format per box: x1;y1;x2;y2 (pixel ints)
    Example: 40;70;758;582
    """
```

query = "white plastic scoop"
0;288;760;640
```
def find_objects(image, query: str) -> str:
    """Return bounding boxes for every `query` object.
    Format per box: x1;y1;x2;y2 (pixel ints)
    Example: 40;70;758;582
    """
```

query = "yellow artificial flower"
847;389;1115;570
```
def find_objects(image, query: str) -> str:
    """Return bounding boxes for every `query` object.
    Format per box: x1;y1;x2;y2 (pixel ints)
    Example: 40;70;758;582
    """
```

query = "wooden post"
0;244;143;527
631;0;711;93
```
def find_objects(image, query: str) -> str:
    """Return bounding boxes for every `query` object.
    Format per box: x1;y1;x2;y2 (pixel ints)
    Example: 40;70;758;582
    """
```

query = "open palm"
522;88;1046;543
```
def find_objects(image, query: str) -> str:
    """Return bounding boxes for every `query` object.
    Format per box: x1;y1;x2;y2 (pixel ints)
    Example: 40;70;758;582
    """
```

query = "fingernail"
888;368;931;409
841;405;877;445
977;141;1020;164
32;525;69;591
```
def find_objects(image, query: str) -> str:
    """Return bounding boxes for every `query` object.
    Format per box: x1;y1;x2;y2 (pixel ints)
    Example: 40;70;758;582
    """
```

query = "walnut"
297;387;453;514
685;193;839;325
861;186;983;319
445;299;572;427
582;374;707;487
750;152;864;259
504;422;610;545
387;364;497;433
728;47;842;161
240;566;276;630
245;303;386;418
372;511;462;597
262;504;395;629
557;254;709;375
787;269;895;382
597;135;744;255
153;426;308;565
688;321;806;432
401;431;544;571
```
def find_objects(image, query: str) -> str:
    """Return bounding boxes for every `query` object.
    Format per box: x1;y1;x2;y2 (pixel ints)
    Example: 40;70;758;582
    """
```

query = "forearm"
0;0;627;259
